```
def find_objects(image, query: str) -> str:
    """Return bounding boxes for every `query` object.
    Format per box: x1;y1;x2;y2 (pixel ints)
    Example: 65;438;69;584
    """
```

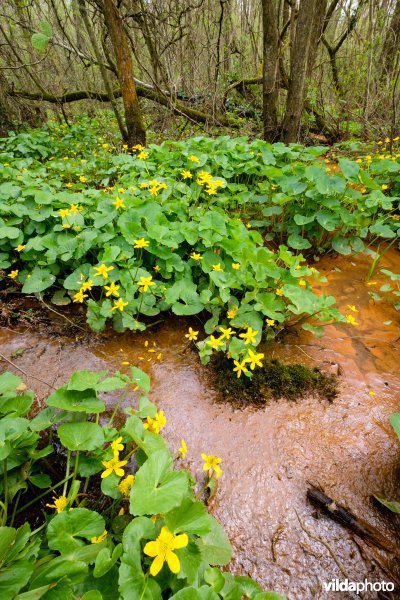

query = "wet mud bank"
1;248;400;599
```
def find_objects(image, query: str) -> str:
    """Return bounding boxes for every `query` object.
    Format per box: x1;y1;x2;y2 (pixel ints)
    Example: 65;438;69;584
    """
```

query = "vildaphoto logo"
323;579;395;594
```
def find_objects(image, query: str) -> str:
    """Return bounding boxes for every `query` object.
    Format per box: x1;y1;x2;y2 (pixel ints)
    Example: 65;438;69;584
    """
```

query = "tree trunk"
281;0;327;143
380;0;400;82
261;0;280;141
102;0;146;147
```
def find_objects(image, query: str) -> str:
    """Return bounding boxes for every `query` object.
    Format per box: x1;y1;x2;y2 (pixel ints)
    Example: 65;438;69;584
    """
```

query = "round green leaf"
58;422;104;451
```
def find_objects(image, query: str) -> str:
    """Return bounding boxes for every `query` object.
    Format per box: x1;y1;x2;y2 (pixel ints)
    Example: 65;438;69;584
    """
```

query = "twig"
295;509;350;581
0;352;56;390
36;296;88;333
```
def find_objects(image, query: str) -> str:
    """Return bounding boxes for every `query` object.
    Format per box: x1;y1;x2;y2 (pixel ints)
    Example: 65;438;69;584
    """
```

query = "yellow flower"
346;314;358;326
112;197;125;209
138;151;149;160
111;436;124;454
8;269;18;280
178;439;187;459
112;298;128;312
381;184;389;190
232;263;240;270
144;526;188;577
144;410;167;434
46;495;68;513
206;335;224;350
69;204;80;214
101;455;128;478
368;390;376;396
239;327;258;345
233;359;248;378
298;279;307;287
266;319;275;327
133;144;145;152
185;327;199;341
118;474;134;497
212;263;223;272
218;326;234;340
104;282;120;297
15;245;25;252
139;181;149;188
190;252;202;261
59;208;71;218
137;275;155;292
205;185;217;195
181;170;192;179
134;238;150;249
201;453;222;478
385;137;391;143
276;288;284;296
79;176;87;183
80;280;93;292
355;158;362;164
62;224;71;229
91;530;107;544
94;264;114;279
347;305;358;313
188;155;199;162
102;143;109;149
245;349;264;370
73;290;88;303
227;307;238;320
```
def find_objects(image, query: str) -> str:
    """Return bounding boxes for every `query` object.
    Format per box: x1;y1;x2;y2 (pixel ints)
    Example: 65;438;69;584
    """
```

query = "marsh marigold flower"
201;453;222;478
137;276;155;292
91;530;107;544
73;290;88;303
112;298;128;312
111;436;124;454
118;474;134;497
239;327;257;345
144;410;166;434
9;270;19;279
94;264;114;280
233;359;248;378
185;327;199;341
245;349;264;370
206;335;224;350
178;439;187;459
104;282;120;297
134;238;150;249
46;495;68;513
144;526;188;576
101;455;127;478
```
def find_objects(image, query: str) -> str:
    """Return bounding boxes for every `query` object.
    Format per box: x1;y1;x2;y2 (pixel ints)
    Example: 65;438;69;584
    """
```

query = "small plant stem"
195;473;213;500
9;489;22;526
14;473;74;516
108;390;128;427
70;451;80;491
2;459;8;525
63;450;71;496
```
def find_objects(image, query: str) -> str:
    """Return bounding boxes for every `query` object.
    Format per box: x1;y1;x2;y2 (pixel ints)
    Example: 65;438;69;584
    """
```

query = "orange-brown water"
1;248;399;599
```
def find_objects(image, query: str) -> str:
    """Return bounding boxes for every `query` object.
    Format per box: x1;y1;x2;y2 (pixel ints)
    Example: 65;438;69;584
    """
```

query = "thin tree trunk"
261;0;280;141
380;0;400;81
102;0;146;146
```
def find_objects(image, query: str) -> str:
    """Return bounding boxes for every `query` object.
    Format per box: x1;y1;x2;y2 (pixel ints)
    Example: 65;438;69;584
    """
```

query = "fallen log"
307;486;399;555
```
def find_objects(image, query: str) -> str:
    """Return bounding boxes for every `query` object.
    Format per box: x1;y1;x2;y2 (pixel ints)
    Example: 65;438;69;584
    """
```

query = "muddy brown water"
1;249;400;599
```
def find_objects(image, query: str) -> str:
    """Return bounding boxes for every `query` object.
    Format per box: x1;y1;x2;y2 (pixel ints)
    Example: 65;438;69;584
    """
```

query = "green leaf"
39;21;53;37
29;474;52;488
0;560;34;597
130;450;189;515
332;236;352;255
196;518;232;566
22;267;56;293
390;413;400;439
129;367;151;392
165;498;213;536
31;33;50;51
338;158;360;181
0;372;23;394
67;370;108;392
373;495;400;514
58;422;105;451
94;544;123;578
46;385;105;413
47;508;105;553
287;233;311;250
254;593;286;600
0;226;20;239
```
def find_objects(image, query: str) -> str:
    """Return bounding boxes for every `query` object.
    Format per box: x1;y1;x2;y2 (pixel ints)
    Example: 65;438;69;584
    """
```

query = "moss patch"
210;356;338;406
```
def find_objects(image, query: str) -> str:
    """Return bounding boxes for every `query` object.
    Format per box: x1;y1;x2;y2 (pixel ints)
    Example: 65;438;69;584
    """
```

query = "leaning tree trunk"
281;0;327;143
102;0;146;147
261;0;280;141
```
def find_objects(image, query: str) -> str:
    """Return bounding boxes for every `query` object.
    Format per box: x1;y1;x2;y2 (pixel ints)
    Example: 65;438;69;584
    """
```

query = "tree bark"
261;0;280;141
281;0;327;143
102;0;146;146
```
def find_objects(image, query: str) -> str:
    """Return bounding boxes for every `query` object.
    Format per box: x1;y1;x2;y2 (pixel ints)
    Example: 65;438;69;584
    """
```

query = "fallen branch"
307;486;399;555
0;351;56;390
10;86;235;128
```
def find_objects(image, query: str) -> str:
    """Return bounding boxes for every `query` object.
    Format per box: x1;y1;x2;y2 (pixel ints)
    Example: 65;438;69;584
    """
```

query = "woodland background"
0;0;399;145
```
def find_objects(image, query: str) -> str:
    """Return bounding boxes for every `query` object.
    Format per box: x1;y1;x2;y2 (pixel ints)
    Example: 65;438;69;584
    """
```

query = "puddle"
1;248;400;599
